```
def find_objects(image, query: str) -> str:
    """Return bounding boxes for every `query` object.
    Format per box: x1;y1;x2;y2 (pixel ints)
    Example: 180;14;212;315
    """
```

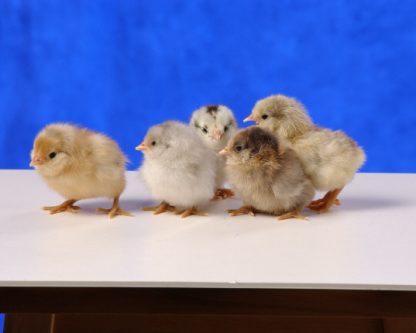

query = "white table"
1;170;416;333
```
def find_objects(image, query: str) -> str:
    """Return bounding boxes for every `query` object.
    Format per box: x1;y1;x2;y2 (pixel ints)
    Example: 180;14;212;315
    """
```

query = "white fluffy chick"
245;94;366;213
190;105;238;200
30;123;131;218
136;121;217;218
221;126;315;220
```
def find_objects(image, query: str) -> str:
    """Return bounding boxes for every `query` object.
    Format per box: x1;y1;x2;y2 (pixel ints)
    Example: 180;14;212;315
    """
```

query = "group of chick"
30;94;365;220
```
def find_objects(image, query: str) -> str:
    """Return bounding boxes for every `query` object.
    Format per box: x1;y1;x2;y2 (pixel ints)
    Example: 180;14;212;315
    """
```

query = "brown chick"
30;123;131;218
220;126;315;220
245;94;366;213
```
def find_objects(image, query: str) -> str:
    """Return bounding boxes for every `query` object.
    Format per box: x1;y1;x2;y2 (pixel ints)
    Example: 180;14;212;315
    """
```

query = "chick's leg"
228;206;256;217
175;207;208;219
97;196;133;219
277;211;308;221
43;199;80;214
308;188;343;213
142;201;176;215
212;188;235;201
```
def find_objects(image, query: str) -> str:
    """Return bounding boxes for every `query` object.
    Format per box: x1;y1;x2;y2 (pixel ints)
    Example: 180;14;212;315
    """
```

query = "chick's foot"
307;188;343;213
43;199;80;214
175;207;208;218
212;188;235;201
97;196;132;219
277;211;308;221
228;206;256;217
142;201;176;215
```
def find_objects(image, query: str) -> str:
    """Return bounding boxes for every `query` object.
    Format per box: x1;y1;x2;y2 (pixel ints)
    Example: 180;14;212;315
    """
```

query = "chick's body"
223;127;315;219
190;105;237;199
247;95;366;212
138;121;217;217
30;123;130;218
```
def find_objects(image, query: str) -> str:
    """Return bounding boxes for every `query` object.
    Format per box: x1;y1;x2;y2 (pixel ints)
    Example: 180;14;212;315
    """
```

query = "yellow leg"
97;196;133;219
212;188;235;201
43;199;80;215
228;206;256;217
277;211;308;221
175;207;208;218
142;201;176;215
308;188;343;213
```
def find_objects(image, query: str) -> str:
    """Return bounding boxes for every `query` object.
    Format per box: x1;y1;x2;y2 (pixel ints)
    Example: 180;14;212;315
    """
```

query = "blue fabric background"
0;0;415;328
1;0;416;172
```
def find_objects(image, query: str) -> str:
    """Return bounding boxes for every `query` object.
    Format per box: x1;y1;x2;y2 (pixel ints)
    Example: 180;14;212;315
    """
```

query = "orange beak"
135;143;147;151
243;114;255;123
30;155;44;167
219;148;229;156
210;128;223;141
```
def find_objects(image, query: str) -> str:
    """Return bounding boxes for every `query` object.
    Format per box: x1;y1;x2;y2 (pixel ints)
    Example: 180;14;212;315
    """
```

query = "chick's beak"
29;156;44;167
243;114;255;123
210;128;223;141
135;143;147;152
219;148;229;156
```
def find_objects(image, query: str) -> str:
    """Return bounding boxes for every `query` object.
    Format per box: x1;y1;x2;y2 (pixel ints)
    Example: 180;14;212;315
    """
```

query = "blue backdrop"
1;0;416;172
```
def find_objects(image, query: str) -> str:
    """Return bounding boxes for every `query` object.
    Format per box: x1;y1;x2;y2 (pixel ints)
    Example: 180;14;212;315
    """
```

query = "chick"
136;121;217;218
190;105;238;200
30;123;131;218
245;94;366;213
220;126;315;220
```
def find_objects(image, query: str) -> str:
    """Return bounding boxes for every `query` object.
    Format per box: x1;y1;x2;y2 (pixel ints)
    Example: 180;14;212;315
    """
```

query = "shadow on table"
339;196;408;211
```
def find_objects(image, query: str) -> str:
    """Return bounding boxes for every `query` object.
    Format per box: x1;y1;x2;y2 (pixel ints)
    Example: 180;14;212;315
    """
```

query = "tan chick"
245;94;366;213
220;126;315;220
30;123;131;218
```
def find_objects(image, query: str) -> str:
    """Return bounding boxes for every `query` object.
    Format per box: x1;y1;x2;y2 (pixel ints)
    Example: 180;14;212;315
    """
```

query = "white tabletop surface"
0;170;415;290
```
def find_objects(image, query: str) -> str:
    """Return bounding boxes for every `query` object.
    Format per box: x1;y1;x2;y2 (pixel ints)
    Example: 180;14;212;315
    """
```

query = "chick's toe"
175;207;207;218
277;211;308;221
228;206;256;217
212;188;235;201
43;199;80;214
142;201;176;215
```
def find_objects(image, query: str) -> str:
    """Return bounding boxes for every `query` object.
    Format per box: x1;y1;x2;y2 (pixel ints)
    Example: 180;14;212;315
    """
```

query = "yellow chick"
220;126;315;220
245;95;366;213
30;123;131;218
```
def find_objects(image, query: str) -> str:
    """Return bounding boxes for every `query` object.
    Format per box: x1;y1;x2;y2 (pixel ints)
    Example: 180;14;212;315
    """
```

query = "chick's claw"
277;211;308;221
96;207;133;219
212;188;235;201
228;206;256;217
43;199;80;215
307;188;343;213
142;201;176;215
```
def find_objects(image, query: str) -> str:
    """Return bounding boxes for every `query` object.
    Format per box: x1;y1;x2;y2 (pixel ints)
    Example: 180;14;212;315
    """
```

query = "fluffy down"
139;121;217;209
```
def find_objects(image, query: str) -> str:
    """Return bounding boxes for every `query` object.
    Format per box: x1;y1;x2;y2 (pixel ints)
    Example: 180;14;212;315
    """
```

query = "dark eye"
151;141;156;146
262;114;268;120
235;145;243;152
202;128;208;134
49;152;57;159
224;126;228;132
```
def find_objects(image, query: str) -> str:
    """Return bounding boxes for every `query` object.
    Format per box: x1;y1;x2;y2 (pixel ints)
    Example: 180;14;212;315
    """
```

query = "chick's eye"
151;141;156;146
235;145;243;152
202;128;208;134
262;114;268;120
224;126;228;132
49;152;56;159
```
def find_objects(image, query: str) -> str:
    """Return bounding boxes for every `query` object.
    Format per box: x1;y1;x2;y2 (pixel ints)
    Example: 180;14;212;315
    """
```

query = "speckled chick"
30;123;131;218
220;126;315;220
245;94;366;213
137;121;218;218
190;105;238;200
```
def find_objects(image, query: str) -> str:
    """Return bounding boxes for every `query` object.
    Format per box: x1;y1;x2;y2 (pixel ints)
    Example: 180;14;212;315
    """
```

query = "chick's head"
190;105;237;151
30;125;73;176
221;126;280;168
136;121;191;160
245;95;313;140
